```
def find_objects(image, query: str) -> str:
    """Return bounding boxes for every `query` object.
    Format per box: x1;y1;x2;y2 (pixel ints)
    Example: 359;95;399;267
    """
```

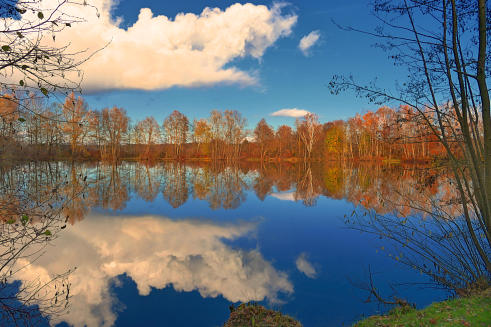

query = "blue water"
2;162;449;326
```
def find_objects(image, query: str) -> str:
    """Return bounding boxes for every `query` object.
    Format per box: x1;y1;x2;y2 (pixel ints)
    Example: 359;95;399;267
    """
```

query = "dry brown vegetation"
1;93;465;164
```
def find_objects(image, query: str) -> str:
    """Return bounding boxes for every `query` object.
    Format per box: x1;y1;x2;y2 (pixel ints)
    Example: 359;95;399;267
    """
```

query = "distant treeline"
0;92;471;162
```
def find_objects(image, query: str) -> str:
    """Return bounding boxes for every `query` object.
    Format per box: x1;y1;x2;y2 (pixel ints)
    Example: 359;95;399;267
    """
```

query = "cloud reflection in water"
12;214;293;327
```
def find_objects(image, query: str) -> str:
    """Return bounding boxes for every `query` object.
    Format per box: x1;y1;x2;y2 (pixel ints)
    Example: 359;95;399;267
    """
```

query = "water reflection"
14;214;292;327
0;161;457;326
0;161;457;220
295;253;317;279
0;162;86;325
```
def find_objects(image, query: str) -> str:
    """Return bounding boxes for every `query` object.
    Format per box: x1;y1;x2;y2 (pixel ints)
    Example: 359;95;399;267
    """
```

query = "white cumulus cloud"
270;108;311;118
3;1;297;91
298;30;321;56
295;253;317;278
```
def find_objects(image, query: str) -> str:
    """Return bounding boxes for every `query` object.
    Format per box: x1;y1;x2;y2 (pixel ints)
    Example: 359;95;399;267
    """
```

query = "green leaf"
21;215;29;225
21;65;28;70
1;45;11;52
65;23;71;27
38;12;44;19
40;88;48;96
19;80;24;86
6;219;15;224
18;117;25;122
44;230;52;236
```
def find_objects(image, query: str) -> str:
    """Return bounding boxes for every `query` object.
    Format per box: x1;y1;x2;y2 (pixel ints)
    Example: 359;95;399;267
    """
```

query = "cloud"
295;253;317;278
271;192;296;201
298;30;321;56
4;1;297;91
9;214;293;327
270;108;311;118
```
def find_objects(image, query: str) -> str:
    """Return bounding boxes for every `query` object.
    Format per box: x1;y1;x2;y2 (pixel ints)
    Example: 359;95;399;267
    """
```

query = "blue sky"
78;0;406;129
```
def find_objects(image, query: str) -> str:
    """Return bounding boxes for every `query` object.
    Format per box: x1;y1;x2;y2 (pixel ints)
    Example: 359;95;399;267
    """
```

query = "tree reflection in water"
0;162;88;325
0;160;459;326
1;161;459;223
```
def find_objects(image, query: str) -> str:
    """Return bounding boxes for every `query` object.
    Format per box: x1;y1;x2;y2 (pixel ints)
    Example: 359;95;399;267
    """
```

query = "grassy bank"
223;289;491;326
353;288;491;327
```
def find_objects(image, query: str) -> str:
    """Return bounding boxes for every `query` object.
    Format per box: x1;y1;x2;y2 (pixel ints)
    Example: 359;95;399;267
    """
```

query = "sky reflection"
0;161;454;326
12;214;292;327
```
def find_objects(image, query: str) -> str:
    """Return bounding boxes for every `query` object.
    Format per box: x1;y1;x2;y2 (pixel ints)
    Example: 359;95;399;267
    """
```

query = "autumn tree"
375;106;397;159
163;110;188;158
208;110;225;159
0;93;18;140
100;106;128;161
275;125;294;158
135;116;160;159
296;113;321;160
192;118;212;156
224;110;247;160
254;119;274;161
61;92;87;156
324;120;346;160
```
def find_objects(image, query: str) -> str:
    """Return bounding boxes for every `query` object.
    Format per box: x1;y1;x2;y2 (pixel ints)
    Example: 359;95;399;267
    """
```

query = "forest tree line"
0;92;472;162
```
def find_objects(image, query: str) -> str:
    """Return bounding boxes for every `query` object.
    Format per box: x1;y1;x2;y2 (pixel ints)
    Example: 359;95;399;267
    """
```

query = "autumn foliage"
0;93;466;163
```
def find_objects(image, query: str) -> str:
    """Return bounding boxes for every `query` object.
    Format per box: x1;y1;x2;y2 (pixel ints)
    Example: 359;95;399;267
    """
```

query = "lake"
0;161;452;326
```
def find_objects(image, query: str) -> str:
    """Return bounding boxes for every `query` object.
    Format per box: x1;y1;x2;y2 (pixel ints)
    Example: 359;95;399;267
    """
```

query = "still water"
0;161;452;326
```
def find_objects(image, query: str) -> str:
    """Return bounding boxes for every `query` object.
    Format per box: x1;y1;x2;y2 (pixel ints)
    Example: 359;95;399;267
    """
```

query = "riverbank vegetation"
224;303;302;327
353;288;491;327
0;92;460;163
221;289;491;327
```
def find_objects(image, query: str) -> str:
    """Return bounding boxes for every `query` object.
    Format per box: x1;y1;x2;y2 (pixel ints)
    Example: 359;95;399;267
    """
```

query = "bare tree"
330;0;491;283
135;116;160;159
209;110;225;160
224;110;247;160
0;163;90;324
61;92;87;156
1;0;99;97
296;113;321;161
163;110;189;158
100;107;128;161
